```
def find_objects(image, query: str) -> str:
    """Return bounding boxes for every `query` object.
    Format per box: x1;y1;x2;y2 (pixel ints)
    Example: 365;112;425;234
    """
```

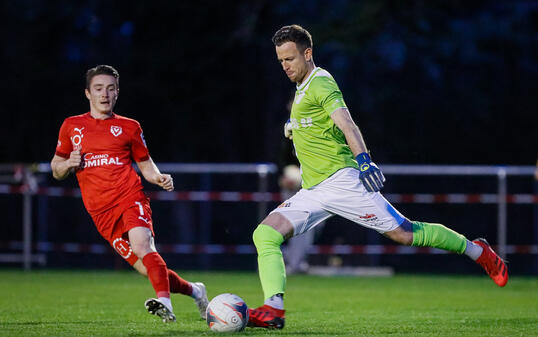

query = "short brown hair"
85;65;120;89
272;24;313;52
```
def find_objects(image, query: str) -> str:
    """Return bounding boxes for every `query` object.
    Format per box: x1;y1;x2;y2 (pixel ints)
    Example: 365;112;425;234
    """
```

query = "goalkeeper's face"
276;41;312;84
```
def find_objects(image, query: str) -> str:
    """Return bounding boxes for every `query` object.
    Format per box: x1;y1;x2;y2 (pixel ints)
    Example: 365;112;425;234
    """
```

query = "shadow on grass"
457;317;538;325
0;321;117;326
127;329;349;337
126;329;370;336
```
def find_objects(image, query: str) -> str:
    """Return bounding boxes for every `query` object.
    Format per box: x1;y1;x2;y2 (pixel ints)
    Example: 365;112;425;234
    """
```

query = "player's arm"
330;107;367;156
50;150;81;180
331;108;385;192
136;157;174;191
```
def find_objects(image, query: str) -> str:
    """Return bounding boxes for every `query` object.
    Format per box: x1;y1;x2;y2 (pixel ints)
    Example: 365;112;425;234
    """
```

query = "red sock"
168;269;193;296
142;252;170;298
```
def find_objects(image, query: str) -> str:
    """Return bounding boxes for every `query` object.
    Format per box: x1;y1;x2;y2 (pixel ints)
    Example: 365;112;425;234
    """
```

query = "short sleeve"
131;122;150;162
55;120;72;158
312;76;347;115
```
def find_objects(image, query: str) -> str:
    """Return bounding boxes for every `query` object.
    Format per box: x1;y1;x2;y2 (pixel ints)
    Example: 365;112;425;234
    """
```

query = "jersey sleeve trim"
329;106;348;115
135;154;150;163
55;150;70;158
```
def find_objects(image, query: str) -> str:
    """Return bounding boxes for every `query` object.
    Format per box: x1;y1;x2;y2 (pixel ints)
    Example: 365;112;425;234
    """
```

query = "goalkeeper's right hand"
284;119;293;139
356;152;385;192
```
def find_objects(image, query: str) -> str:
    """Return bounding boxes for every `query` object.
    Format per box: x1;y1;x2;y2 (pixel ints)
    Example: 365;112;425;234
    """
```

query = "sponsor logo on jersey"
110;125;122;137
112;238;132;259
289;118;312;129
277;202;291;208
71;127;85;148
82;153;124;168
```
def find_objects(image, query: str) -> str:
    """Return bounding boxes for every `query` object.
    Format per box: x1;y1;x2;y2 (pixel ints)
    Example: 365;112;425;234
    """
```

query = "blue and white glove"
356;152;385;192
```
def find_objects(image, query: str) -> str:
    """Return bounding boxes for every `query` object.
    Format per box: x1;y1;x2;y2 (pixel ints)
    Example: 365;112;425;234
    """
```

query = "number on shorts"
134;201;144;216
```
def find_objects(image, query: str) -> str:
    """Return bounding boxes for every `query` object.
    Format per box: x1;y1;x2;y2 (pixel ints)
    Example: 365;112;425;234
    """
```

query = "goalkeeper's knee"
252;224;285;255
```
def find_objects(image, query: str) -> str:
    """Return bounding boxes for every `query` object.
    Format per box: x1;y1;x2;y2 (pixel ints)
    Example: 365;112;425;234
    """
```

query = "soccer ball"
206;293;249;332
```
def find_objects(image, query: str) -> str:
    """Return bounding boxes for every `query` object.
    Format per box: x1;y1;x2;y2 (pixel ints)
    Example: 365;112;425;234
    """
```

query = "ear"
304;48;313;62
85;89;91;100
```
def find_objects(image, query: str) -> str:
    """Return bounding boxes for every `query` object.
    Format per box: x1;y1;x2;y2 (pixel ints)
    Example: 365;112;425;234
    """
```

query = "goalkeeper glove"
356;152;385;192
284;119;293;139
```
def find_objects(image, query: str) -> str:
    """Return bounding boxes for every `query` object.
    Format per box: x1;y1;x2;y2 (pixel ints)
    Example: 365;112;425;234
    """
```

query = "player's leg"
132;259;147;275
93;208;179;321
123;198;209;320
357;196;508;286
384;220;508;286
248;212;290;329
249;191;331;329
320;167;508;287
130;245;208;319
128;226;176;322
255;212;294;297
129;229;209;321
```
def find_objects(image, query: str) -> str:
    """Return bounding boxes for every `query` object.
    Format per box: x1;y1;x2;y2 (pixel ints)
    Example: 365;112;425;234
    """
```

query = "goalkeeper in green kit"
247;24;508;330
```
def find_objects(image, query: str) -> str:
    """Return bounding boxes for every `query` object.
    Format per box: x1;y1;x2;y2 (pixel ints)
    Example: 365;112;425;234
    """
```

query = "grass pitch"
0;270;537;336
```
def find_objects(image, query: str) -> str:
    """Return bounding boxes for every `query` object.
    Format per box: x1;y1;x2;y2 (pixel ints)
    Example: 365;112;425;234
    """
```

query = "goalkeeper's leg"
385;219;508;286
248;213;292;329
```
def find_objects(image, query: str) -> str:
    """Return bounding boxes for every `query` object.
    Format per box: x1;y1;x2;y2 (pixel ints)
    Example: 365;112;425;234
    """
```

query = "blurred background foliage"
1;0;536;164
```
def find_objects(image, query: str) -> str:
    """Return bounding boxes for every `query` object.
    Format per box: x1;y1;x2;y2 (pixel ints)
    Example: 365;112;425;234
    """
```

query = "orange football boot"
473;238;508;287
247;305;285;329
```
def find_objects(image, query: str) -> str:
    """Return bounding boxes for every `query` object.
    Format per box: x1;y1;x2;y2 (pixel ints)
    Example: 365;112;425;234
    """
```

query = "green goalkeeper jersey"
290;67;358;189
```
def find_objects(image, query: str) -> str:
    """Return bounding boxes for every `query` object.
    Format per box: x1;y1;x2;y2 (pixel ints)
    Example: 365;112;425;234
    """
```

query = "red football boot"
247;305;285;329
473;238;508;287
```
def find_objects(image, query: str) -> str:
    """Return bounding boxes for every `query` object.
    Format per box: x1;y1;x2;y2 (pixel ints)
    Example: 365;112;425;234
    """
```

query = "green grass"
0;270;537;336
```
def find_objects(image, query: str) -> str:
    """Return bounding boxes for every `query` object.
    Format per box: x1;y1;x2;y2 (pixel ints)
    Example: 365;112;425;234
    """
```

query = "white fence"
1;163;536;270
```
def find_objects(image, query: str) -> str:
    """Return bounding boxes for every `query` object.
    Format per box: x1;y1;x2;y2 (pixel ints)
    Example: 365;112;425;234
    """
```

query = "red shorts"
91;194;154;266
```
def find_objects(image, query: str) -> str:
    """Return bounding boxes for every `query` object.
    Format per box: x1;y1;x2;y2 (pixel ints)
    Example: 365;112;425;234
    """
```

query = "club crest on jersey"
112;238;132;259
110;125;122;137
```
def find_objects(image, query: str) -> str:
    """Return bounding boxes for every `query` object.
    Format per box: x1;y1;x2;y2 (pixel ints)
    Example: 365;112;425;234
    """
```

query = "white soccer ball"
206;293;249;333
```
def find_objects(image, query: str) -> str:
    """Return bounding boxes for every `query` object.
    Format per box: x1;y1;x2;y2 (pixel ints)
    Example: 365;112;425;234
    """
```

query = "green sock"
411;221;467;254
252;224;286;300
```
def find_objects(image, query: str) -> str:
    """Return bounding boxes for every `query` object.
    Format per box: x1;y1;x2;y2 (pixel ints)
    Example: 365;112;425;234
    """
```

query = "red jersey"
55;112;150;215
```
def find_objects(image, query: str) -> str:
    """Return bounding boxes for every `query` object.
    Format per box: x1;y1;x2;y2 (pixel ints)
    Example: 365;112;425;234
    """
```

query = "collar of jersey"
296;67;321;91
85;111;116;120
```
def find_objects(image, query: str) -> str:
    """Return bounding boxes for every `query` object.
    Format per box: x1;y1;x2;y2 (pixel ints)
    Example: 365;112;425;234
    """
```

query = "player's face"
85;74;119;115
276;42;312;84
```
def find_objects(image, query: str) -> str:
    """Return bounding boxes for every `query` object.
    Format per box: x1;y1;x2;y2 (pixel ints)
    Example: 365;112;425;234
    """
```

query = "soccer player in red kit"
50;65;208;323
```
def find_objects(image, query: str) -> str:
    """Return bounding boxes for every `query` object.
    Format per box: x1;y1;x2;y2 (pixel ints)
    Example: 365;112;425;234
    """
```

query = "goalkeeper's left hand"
284;119;293;139
356;152;385;192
